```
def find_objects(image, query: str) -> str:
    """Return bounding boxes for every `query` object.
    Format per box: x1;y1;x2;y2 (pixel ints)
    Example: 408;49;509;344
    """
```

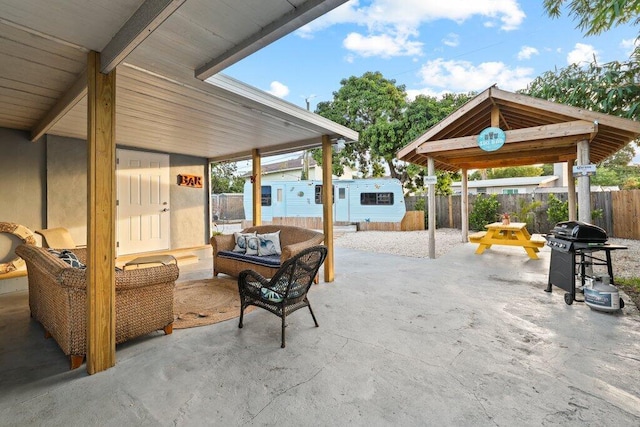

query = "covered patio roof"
0;0;357;158
397;86;640;172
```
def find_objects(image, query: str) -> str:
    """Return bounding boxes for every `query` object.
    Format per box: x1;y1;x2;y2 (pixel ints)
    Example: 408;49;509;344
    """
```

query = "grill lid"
550;221;608;242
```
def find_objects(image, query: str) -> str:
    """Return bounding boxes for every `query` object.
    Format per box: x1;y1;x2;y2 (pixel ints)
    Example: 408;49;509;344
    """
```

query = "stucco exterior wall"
0;128;46;261
1;127;209;256
170;154;210;248
46;135;88;246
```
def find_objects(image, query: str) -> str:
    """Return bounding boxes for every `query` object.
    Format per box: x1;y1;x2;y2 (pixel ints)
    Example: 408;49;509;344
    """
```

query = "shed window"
314;185;334;204
360;192;394;205
261;186;272;206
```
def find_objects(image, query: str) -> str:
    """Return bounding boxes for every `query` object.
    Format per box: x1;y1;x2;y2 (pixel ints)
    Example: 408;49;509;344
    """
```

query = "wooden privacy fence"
406;190;640;239
612;190;640;239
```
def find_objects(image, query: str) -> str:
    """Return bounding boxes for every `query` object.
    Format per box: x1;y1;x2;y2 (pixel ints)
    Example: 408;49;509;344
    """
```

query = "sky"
224;0;639;166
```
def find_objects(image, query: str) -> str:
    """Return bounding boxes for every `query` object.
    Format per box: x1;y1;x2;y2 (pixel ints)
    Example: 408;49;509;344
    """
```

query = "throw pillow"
233;232;256;253
245;236;259;256
260;287;284;302
48;249;86;269
257;231;282;256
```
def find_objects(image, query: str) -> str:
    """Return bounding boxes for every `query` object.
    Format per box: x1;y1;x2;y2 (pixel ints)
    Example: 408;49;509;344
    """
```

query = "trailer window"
261;186;272;206
360;192;394;205
314;185;334;204
277;188;283;202
339;188;346;199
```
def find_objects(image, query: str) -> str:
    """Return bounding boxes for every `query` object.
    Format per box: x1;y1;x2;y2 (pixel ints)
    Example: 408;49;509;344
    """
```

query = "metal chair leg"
307;300;319;327
239;304;244;328
281;313;286;348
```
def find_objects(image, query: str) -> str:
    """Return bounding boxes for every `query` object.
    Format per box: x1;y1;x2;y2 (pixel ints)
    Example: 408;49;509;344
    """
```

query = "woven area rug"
173;276;253;329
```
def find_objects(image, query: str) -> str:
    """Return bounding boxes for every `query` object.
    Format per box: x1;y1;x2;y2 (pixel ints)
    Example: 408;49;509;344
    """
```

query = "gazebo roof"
397;86;640;172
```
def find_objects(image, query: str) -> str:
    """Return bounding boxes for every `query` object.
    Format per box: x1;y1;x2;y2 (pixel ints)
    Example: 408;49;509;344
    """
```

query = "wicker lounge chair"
237;245;327;348
211;225;324;279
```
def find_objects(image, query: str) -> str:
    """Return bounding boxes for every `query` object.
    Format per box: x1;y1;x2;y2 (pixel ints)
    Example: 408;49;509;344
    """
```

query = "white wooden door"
117;149;170;255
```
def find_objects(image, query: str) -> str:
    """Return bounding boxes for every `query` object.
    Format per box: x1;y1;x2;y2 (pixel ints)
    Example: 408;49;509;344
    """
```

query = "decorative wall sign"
477;127;506;152
177;174;203;188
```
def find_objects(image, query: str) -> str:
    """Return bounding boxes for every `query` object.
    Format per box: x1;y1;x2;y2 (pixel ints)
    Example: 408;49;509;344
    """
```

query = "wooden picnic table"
469;222;546;260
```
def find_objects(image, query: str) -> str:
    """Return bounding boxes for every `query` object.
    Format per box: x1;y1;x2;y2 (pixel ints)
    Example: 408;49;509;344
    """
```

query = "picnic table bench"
470;222;546;260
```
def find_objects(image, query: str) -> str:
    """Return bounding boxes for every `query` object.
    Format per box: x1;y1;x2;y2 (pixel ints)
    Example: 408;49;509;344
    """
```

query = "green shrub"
469;194;499;231
513;198;542;231
546;194;568;225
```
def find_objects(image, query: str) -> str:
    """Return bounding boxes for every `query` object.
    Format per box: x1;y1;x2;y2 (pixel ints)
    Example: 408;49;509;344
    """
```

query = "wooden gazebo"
397;86;640;257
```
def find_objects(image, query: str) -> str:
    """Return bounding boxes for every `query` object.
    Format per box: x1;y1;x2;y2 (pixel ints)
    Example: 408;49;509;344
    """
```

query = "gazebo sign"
477;127;506;152
572;164;597;177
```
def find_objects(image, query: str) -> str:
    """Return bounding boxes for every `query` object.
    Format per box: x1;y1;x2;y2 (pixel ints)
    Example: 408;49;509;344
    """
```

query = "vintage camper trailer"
243;179;406;223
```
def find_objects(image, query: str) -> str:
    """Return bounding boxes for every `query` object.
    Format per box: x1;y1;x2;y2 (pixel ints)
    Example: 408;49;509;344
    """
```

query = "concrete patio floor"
1;243;639;426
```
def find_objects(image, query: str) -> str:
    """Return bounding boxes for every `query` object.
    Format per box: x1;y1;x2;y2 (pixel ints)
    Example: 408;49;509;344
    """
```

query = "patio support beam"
86;51;116;374
416;120;596;155
322;135;334;282
577;140;591;223
427;157;436;259
566;160;577;221
100;0;186;74
30;72;87;142
252;149;262;226
461;169;469;242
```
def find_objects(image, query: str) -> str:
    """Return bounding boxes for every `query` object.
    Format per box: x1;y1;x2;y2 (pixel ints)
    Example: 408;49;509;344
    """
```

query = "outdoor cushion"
48;249;86;269
257;230;282;256
245;236;259;255
217;250;281;268
233;232;256;253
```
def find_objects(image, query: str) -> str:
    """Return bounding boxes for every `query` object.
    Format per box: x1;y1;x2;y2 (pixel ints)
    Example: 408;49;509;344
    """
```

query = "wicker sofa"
211;225;324;279
15;244;179;370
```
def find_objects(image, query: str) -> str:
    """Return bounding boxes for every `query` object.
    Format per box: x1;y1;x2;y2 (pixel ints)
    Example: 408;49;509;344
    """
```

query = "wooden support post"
427;157;436;259
461;168;469;242
491;105;500;127
577;140;591;223
86;51;116;374
566;159;577;221
252;149;261;226
322;135;334;282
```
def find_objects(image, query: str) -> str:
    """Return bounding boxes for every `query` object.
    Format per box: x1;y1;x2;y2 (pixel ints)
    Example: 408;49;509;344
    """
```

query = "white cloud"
442;33;460;47
415;58;535;93
517;46;539;60
343;32;423;57
297;0;525;58
567;43;598;65
621;38;639;57
266;81;290;98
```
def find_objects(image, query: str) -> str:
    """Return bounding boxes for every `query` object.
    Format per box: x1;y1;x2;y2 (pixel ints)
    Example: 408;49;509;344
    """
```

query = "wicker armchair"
15;244;179;369
238;245;327;348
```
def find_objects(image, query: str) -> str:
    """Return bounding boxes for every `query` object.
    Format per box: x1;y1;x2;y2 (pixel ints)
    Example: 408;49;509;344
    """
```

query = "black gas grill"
545;221;626;305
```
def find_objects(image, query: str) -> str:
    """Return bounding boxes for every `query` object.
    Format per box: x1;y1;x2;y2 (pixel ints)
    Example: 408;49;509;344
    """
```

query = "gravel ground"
334;228;640;279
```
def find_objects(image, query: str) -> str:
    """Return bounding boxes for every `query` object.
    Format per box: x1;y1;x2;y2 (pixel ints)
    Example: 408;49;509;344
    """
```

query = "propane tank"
584;274;624;312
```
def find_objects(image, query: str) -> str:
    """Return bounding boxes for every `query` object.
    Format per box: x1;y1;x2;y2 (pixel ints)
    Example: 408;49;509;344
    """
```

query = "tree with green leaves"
468;166;544;180
315;71;407;179
522;57;640;188
543;0;640;39
314;72;471;193
210;162;245;194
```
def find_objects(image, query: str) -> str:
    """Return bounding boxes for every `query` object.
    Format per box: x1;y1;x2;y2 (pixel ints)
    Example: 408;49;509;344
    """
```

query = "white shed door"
116;149;170;255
